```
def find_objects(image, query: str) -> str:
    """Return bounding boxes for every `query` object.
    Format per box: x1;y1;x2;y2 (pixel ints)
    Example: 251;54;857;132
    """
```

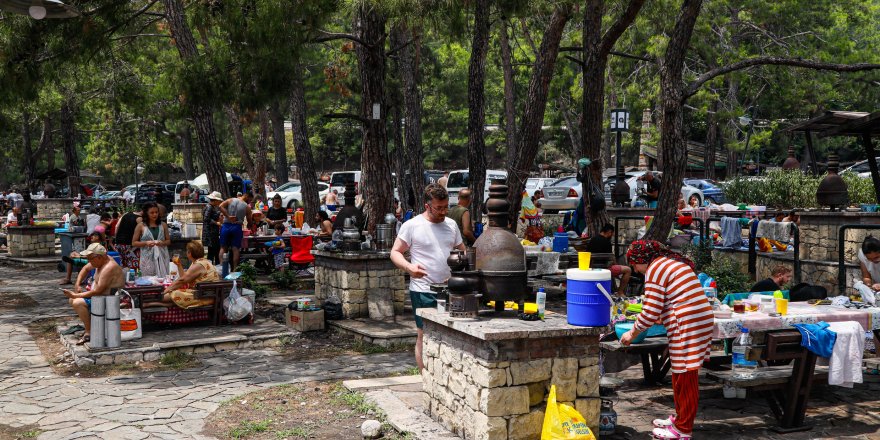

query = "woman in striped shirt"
620;240;713;440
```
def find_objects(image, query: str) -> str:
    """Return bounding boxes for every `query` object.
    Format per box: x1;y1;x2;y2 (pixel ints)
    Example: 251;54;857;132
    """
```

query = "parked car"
842;157;880;178
446;169;508;205
424;170;446;185
329;171;361;195
536;176;580;213
684;179;725;204
267;181;330;209
525;177;558;198
98;190;120;200
135;182;176;208
603;171;704;207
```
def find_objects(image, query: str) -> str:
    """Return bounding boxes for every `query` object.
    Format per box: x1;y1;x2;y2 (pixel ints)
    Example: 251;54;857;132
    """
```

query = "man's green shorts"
410;290;437;329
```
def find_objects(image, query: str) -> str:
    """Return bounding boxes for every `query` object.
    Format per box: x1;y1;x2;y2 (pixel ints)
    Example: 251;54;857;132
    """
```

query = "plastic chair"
288;235;315;277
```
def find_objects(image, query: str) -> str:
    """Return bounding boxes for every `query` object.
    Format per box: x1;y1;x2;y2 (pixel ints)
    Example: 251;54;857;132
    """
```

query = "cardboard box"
284;308;325;332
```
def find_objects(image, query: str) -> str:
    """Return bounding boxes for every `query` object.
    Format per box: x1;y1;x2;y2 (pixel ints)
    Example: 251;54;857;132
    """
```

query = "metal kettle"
599;399;618;436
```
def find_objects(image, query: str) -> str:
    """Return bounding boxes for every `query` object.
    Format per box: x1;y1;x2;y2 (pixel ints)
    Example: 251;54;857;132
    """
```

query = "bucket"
553;232;569;253
566;268;613;326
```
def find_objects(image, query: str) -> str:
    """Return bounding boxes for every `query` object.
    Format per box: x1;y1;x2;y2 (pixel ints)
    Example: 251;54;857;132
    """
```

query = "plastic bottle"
704;281;719;310
536;287;547;320
732;327;758;379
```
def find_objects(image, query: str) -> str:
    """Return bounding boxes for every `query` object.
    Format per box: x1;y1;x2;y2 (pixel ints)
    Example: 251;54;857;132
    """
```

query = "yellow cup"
578;252;592;270
775;298;788;315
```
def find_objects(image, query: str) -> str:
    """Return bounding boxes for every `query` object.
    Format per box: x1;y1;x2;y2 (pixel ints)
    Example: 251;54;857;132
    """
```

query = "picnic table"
601;337;671;385
713;302;880;340
120;280;236;326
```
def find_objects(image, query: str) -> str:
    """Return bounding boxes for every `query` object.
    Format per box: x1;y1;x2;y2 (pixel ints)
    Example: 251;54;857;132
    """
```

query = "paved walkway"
0;266;413;440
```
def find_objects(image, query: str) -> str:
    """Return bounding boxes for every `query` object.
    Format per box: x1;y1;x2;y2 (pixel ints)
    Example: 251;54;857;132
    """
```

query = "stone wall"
35;198;74;220
421;316;601;440
172;203;205;224
313;251;406;319
795;211;880;262
7;226;56;258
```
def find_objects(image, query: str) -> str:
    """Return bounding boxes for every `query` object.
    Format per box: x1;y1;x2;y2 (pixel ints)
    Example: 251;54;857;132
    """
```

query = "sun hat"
207;191;223;201
80;243;107;256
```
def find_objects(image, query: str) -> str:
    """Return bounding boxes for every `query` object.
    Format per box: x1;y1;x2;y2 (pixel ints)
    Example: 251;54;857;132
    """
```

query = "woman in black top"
266;194;288;228
203;192;224;264
114;207;142;271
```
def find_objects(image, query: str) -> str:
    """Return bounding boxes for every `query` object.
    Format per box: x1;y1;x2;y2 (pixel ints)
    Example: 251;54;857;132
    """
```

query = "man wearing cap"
218;192;254;271
203;191;224;264
62;243;125;345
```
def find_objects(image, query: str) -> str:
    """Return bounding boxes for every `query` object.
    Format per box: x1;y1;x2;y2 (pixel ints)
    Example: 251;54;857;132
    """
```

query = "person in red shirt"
620;240;712;440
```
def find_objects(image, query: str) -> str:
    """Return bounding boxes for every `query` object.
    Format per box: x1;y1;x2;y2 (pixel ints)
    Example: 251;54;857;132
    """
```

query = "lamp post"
610;108;630;206
0;0;80;19
135;158;144;197
739;106;756;175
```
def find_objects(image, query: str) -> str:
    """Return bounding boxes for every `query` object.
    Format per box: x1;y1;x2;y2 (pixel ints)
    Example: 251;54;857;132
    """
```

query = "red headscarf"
626;239;695;271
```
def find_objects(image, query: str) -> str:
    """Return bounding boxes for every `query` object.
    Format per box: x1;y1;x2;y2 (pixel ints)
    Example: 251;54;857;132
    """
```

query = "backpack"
789;283;827;302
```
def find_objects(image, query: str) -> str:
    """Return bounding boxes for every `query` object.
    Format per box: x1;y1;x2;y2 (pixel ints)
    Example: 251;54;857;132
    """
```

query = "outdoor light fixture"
609;109;631;206
28;4;46;19
0;0;79;19
738;115;753;127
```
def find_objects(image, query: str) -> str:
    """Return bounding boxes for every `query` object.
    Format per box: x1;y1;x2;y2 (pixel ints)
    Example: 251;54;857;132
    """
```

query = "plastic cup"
775;298;788;315
578;252;592;270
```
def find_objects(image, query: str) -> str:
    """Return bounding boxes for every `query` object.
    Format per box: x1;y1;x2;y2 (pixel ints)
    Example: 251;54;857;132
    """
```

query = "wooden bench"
601;337;672;385
706;330;823;433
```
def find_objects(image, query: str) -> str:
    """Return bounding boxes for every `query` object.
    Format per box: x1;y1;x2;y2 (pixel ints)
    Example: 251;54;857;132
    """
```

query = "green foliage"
842;172;878;205
229;418;272;439
723;169;877;209
330;385;380;415
680;240;713;272
703;256;752;298
236;262;269;297
270;270;299;290
158;351;198;369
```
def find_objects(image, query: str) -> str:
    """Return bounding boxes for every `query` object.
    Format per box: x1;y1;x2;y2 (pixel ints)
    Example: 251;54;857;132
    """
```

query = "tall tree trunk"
179;125;195;180
269;101;289;183
466;0;491;222
580;0;646;236
704;100;719;179
162;0;228;197
644;0;704;241
499;19;518;166
60;100;81;198
290;64;320;221
391;102;409;212
355;5;394;232
253;110;270;198
398;24;425;215
602;72;616;169
506;6;572;224
22;111;36;193
224;104;258;180
39;116;54;172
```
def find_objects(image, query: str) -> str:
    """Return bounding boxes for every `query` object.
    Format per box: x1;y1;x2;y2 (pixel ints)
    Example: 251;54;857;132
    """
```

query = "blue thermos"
552;228;569;253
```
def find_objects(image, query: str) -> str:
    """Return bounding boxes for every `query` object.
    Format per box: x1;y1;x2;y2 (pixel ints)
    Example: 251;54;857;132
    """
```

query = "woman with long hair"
620;240;712;440
132;202;171;277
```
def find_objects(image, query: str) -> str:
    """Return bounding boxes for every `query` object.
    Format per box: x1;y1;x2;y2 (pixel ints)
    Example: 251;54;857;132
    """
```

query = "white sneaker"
652;425;691;439
652;415;675;428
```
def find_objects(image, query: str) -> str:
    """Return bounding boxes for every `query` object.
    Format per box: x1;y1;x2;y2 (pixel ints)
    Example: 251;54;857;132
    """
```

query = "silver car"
604;171;704;206
537;176;581;213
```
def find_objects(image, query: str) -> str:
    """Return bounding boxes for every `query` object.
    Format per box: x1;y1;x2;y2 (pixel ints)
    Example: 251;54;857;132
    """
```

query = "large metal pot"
473;183;529;309
375;224;393;250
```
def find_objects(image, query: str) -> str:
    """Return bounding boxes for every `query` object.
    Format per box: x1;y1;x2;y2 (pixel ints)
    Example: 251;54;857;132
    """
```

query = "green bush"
680;240;713;272
702;255;752;299
270;270;299;290
722;169;876;209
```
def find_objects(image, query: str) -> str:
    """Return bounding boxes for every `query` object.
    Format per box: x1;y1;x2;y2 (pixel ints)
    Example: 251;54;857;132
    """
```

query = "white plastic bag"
223;280;253;322
120;292;142;341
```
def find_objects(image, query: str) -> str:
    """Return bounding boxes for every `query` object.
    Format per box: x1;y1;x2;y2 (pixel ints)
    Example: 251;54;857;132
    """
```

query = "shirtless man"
63;243;125;345
325;189;339;212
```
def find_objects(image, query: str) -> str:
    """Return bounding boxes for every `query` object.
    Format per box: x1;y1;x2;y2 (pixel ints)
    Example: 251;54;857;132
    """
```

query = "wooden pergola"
819;111;880;203
785;111;869;176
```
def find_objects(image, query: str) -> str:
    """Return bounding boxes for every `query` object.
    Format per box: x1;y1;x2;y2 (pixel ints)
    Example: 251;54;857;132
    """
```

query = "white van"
446;169;508;205
329;171;362;195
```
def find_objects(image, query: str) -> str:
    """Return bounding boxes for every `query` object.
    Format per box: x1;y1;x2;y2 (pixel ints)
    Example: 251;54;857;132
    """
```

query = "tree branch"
386;37;414;57
599;0;647;55
323;113;368;124
312;31;371;49
564;55;585;67
110;33;171;41
560;46;654;62
685;57;880;100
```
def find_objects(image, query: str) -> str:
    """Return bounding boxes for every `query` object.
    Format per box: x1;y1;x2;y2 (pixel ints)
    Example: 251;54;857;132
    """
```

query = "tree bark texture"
580;0;646;236
499;19;518;166
466;0;491;222
644;0;704;242
39;116;54;172
179;125;195;180
162;0;228;197
704;100;719;180
269;101;289;183
391;103;409;212
22;112;35;193
254;109;270;198
355;5;394;232
290;64;320;222
506;6;572;225
60;100;81;198
224;104;258;181
399;25;425;215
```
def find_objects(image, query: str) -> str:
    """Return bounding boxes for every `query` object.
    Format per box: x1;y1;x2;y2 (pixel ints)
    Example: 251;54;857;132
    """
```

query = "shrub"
722;169;877;209
702;255;752;299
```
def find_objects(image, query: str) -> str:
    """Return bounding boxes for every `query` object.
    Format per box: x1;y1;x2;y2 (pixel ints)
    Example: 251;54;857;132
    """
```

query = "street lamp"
0;0;80;19
135;157;144;196
740;106;756;175
609;108;631;206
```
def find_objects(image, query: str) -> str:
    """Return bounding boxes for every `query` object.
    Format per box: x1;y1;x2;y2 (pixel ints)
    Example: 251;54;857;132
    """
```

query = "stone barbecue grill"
312;250;407;320
418;308;605;440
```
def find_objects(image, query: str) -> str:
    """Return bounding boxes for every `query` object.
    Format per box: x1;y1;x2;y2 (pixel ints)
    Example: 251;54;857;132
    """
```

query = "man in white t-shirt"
391;184;464;370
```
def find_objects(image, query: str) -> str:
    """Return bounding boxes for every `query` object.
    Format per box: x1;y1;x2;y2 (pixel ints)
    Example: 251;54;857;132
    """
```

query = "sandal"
653;416;676;429
76;334;90;345
61;325;85;335
652;425;691;439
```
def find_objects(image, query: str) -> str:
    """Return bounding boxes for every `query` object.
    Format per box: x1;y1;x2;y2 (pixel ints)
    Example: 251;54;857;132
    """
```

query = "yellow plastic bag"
541;385;597;440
